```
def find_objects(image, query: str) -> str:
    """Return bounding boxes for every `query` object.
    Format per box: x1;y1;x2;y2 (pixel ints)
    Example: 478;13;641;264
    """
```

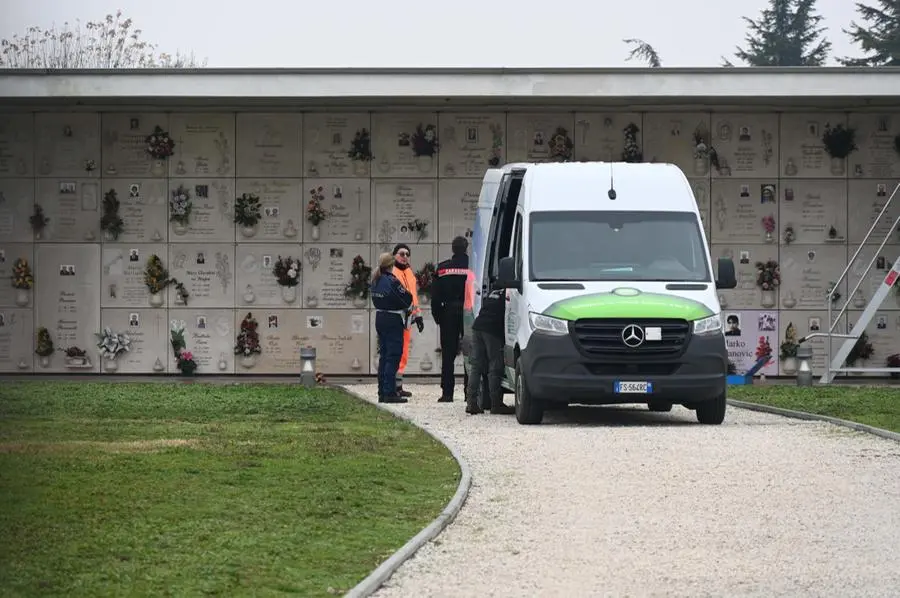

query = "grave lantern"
300;346;317;388
796;343;814;387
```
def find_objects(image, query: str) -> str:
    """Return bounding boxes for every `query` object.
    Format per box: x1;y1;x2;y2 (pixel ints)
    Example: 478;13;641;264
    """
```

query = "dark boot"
466;402;484;414
490;400;514;415
437;395;454;403
396;386;412;397
379;394;408;404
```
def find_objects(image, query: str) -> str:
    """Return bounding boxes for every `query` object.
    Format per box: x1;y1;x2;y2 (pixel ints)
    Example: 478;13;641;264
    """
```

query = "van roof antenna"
607;164;617;200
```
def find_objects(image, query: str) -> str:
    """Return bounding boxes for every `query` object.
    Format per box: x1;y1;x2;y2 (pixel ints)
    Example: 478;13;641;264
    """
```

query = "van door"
504;211;525;382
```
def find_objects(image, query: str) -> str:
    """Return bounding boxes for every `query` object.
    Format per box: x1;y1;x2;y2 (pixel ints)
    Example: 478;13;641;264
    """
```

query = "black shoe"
490;403;515;415
437;396;454;403
397;387;412;397
379;395;408;404
466;403;484;414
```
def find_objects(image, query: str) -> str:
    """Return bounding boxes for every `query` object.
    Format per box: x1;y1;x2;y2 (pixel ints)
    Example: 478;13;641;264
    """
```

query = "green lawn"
0;382;459;597
729;385;900;434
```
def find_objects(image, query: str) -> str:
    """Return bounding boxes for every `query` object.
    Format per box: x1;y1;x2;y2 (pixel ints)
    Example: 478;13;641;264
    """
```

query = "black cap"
392;243;410;256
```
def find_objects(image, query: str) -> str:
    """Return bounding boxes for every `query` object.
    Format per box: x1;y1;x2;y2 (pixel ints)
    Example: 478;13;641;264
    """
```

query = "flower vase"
173;221;188;236
15;289;29;307
153;358;165;372
35;231;42;241
352;294;367;309
784;159;798;176
39;355;51;368
310;225;320;241
760;289;776;308
240;224;257;238
353;161;369;176
419;293;430;306
103;230;116;242
830;157;845;176
764;231;774;243
420;354;434;371
150;160;166;176
693;158;709;176
283;222;298;238
782;292;797;308
350;357;362;371
149;292;164;308
851;360;865;375
104;357;118;373
718;293;727;308
240;354;257;369
281;285;297;304
417;155;433;173
218;356;228;371
306;296;318;308
782;357;797;375
852;290;866;308
243;286;255;303
180;366;196;377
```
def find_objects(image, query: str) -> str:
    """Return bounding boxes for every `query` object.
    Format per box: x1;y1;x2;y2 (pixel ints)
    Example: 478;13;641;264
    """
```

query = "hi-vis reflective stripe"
438;267;470;277
464;270;475;311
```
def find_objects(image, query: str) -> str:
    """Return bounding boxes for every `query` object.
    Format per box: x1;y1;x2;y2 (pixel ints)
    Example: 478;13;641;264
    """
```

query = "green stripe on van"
544;291;713;321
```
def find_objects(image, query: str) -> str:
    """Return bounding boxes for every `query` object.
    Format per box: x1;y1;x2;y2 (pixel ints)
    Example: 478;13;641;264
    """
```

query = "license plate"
614;381;652;394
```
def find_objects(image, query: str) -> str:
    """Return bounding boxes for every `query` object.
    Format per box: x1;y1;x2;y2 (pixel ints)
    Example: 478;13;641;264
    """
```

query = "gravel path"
346;383;900;598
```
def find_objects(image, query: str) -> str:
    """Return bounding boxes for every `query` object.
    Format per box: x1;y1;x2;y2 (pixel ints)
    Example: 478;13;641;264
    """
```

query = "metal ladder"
807;182;900;383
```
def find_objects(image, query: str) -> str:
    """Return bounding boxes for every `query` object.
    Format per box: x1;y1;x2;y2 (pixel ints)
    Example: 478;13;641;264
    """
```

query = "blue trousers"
376;311;404;397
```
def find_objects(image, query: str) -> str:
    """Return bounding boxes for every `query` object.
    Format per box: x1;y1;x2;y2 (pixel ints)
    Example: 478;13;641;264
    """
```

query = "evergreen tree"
623;39;662;67
731;0;832;66
840;1;900;66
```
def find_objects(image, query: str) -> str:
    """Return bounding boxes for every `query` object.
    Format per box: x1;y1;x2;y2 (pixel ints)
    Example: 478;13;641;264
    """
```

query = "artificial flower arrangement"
826;281;841;304
621;123;642;163
62;346;88;361
343;255;372;300
307;186;327;225
783;224;796;245
95;327;132;360
755;336;773;363
755;259;780;290
846;331;874;366
84;159;97;173
272;256;301;287
761;214;776;236
30;204;49;237
11;258;33;290
822;123;858;160
693;129;721;171
170;322;197;375
100;188;125;240
488;123;503;167
348;128;373;161
233;192;262;227
146;125;176;159
548;127;574;162
169;185;192;225
780;322;799;361
234;312;262;357
828;225;839;240
144;254;190;304
415;262;437;299
410;124;439;157
407;218;429;242
35;327;54;357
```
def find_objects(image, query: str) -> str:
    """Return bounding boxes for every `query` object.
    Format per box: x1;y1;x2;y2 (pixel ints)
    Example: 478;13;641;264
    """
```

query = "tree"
0;10;206;68
730;0;832;66
623;38;662;67
840;1;900;66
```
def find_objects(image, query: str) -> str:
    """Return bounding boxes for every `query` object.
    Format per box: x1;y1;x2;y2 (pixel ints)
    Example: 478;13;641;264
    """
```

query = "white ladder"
812;182;900;383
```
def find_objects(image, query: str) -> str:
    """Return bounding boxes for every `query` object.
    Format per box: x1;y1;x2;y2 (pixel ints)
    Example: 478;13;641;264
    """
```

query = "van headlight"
693;315;723;335
529;312;569;335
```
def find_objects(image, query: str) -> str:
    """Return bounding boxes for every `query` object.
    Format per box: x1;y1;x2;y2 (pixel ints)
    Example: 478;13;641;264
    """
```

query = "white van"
468;161;737;425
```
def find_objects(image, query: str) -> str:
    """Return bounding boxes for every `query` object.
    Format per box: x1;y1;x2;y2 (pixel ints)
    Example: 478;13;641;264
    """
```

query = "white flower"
288;269;297;278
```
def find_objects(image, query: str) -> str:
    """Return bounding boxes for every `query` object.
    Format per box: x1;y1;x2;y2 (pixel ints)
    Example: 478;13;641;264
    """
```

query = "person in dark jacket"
371;252;412;403
431;236;470;403
465;286;515;415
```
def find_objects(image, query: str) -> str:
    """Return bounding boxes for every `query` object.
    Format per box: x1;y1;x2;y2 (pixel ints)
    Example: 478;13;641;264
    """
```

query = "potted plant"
755;259;780;308
95;327;132;372
306;186;327;240
234;312;262;368
846;331;874;374
780;322;800;375
144;254;189;308
62;346;90;367
621;123;642;163
343;255;372;308
171;323;198;376
886;353;900;380
410;123;439;171
761;214;776;243
272;256;301;303
30;204;49;239
234;192;262;238
348;128;373;175
821;123;857;176
406;218;429;242
11;257;33;306
415;262;437;305
548;127;574;162
169;184;192;235
100;188;125;241
146;125;175;176
35;327;54;367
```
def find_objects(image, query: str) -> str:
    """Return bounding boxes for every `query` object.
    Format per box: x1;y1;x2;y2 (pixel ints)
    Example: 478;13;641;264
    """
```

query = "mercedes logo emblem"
621;324;645;348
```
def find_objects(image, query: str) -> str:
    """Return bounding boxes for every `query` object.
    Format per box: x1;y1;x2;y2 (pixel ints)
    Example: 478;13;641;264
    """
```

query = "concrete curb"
341;386;472;598
729;399;900;444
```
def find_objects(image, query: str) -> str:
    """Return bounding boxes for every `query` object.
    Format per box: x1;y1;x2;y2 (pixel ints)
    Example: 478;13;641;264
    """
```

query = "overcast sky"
3;0;864;67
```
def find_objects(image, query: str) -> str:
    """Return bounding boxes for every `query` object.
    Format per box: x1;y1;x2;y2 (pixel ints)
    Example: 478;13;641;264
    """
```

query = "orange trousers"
398;327;411;377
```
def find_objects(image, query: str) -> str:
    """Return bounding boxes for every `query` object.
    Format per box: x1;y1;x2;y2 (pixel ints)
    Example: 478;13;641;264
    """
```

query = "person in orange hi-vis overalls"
391;243;424;397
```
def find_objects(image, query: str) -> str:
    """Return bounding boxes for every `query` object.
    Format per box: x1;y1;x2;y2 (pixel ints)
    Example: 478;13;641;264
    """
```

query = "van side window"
512;213;523;279
486;175;523;283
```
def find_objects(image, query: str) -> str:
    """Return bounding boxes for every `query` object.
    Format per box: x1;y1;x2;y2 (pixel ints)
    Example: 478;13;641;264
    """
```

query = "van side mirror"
496;257;521;291
715;257;737;290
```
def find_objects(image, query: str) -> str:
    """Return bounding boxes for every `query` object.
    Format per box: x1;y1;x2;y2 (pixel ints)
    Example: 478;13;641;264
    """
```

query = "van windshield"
528;210;711;282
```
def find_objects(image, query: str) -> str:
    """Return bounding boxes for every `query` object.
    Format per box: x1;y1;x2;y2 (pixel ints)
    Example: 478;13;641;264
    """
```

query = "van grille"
571;318;690;356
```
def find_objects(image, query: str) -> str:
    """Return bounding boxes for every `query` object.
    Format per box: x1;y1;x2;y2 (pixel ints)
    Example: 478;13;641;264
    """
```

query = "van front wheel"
695;392;727;425
514;359;544;425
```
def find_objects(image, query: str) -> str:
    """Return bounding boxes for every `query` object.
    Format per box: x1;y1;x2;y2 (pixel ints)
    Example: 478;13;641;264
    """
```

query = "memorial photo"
268;315;278;329
877;184;887;197
760;184;776;204
725;314;741;336
59;182;76;194
129;313;140;327
197;316;207;329
758;312;777;332
129;184;140;198
129;249;139;262
129;117;140;130
809;317;821;332
876;315;887;330
740;251;750;265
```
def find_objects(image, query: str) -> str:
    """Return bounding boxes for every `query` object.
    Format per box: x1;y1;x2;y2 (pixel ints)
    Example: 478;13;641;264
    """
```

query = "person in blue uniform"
371;252;413;403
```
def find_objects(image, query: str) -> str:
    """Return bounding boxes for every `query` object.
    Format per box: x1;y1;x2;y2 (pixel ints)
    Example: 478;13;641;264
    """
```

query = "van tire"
695;392;727;425
514;359;544;425
647;401;673;412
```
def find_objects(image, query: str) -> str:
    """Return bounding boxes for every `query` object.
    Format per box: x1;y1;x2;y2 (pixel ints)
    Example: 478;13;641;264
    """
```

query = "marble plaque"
437;179;479;243
712;245;779;310
35;113;101;178
236;113;303;177
302;179;371;243
0;114;34;177
708;113;779;178
100;244;166;308
777;311;845;377
167;308;235;373
369;306;462;375
689;178;712;237
303;113;371;178
780;112;848;178
0;178;35;242
372;180;438;250
301;244;372;309
506;113;576;163
0;243;34;307
436;113;506;177
36;178;101;242
167;244;235;308
168;113;235;177
235;178;302;242
306;309;370;374
100;308;169;373
572;112;643;162
0;308;34;372
236;310;309;374
780;244;848;310
99;179;168;243
848;113;900;179
848;310;900;374
710;179;780;244
235;244;303;308
847;179;900;244
778;180;848;244
371;112;440;177
101;113;169;178
35;243;101;373
846;243;900;310
168;178;236;242
720;309;779;377
642;113;713;176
